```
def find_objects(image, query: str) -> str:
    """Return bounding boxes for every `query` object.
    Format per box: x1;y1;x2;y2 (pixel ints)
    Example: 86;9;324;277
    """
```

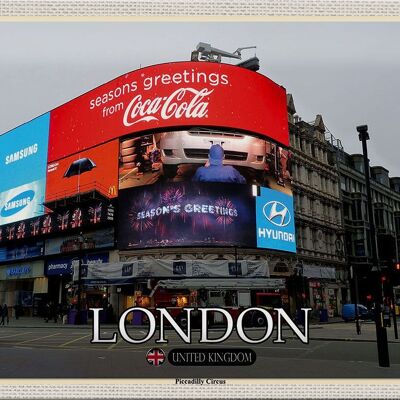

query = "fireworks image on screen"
58;211;70;231
30;219;40;236
88;203;102;224
160;186;186;221
215;197;236;227
71;208;83;229
6;225;15;241
128;194;154;232
16;222;26;239
42;214;53;234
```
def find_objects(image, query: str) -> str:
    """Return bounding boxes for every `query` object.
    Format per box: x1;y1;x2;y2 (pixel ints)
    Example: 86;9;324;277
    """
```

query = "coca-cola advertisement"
119;129;292;194
48;61;288;162
117;181;256;249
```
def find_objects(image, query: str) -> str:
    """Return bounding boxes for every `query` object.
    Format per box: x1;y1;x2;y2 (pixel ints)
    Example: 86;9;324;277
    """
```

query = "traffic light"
391;262;400;286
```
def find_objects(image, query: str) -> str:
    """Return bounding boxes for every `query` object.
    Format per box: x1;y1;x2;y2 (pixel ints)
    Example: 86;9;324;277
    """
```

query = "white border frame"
1;1;400;399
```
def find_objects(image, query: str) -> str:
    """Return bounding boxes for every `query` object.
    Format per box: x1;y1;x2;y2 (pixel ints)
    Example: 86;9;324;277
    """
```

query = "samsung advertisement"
0;113;50;226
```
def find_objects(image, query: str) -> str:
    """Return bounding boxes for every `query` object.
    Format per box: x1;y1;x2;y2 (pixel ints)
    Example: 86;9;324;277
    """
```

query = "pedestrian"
44;301;51;322
53;302;60;323
0;304;3;326
62;303;68;325
1;304;9;325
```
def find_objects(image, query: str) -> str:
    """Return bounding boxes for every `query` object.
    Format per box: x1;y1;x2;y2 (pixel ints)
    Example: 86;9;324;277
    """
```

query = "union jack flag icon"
146;348;166;366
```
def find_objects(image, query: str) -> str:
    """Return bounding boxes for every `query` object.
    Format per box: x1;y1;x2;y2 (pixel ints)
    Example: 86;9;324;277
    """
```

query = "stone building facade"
282;94;348;317
336;150;400;305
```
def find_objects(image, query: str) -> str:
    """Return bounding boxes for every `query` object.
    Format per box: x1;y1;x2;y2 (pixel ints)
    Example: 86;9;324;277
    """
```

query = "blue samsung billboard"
256;187;296;253
0;113;50;226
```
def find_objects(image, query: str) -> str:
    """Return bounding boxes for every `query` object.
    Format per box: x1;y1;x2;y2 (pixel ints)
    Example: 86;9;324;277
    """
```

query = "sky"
1;22;400;175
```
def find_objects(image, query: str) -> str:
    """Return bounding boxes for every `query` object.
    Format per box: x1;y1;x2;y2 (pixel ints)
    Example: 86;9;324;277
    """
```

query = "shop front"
46;252;110;312
303;265;345;317
0;260;47;317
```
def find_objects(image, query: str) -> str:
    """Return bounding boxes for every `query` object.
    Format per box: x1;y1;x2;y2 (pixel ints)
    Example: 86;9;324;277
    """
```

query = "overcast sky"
1;22;400;175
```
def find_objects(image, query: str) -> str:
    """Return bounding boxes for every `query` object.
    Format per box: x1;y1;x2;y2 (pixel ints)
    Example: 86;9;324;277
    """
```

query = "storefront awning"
150;278;285;297
303;265;336;279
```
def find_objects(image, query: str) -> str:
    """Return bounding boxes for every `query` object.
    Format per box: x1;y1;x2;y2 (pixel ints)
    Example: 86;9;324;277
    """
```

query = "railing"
45;181;115;203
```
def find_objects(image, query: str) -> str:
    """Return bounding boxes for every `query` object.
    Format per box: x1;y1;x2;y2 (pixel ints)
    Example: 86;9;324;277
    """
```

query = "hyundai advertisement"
0;113;50;226
256;187;296;253
48;61;288;161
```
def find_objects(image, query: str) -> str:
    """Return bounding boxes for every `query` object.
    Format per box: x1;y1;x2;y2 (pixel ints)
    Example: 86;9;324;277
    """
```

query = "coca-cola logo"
123;88;213;127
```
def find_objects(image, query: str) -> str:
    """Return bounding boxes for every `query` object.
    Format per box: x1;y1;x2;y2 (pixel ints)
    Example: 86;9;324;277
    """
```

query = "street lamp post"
75;233;85;325
357;124;390;367
350;265;361;335
76;258;82;324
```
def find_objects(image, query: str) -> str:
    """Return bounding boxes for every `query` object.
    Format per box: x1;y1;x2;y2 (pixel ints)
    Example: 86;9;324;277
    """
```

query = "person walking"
0;304;3;326
1;304;9;325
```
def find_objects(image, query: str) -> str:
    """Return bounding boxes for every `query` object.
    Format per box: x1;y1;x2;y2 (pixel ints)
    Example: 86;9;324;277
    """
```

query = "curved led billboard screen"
1;60;294;253
118;128;292;194
49;61;288;161
117;129;296;253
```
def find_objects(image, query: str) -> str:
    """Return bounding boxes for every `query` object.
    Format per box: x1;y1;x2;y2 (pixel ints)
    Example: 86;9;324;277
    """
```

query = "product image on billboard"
0;113;50;225
119;129;292;195
44;228;114;256
0;242;44;262
118;182;256;249
255;186;296;253
45;140;119;201
48;61;288;162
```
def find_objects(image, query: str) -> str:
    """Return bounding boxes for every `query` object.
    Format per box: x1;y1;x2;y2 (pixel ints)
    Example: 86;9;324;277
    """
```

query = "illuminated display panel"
117;129;295;253
0;114;50;226
45;140;119;201
49;61;288;162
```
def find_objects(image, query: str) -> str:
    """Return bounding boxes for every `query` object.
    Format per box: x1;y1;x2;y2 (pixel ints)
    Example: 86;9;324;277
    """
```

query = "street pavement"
0;317;399;378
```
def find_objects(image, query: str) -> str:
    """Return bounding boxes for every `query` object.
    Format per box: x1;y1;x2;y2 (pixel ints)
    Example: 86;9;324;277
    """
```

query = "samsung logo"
5;144;38;165
0;190;35;217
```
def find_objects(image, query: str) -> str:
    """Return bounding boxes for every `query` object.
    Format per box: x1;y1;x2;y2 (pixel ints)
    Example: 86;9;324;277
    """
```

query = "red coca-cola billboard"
48;61;288;162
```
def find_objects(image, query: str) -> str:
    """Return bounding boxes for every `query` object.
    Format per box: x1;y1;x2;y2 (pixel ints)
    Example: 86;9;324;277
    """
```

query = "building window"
340;176;346;191
308;169;313;186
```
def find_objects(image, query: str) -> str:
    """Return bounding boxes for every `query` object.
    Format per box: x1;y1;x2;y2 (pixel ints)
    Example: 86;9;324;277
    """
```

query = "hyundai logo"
262;201;291;227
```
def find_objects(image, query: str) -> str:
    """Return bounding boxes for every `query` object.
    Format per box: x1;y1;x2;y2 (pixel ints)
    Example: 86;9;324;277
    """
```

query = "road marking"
59;334;92;347
16;332;61;345
306;342;329;354
108;338;122;350
0;331;33;339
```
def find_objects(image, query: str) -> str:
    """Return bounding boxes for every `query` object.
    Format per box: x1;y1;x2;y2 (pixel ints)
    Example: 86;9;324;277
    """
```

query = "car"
342;304;373;322
159;128;267;178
